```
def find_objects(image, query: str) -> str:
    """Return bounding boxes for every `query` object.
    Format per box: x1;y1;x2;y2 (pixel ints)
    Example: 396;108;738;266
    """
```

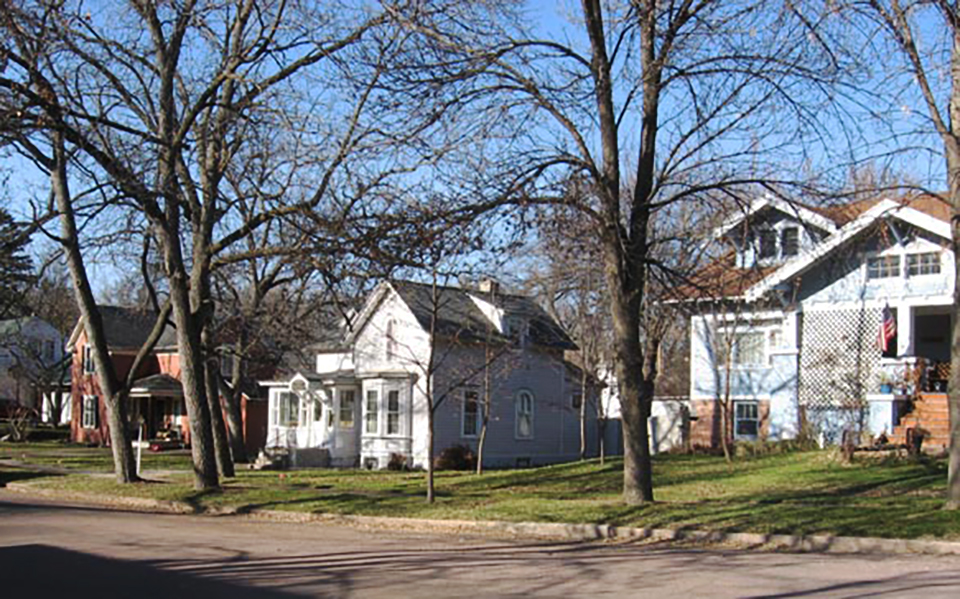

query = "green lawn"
3;442;959;540
0;441;193;472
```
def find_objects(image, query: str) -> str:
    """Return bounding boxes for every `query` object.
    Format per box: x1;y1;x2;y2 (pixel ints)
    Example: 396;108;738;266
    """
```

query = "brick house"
67;306;267;454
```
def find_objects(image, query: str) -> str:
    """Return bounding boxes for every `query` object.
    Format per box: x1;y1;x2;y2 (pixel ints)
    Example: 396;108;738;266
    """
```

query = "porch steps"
893;393;951;453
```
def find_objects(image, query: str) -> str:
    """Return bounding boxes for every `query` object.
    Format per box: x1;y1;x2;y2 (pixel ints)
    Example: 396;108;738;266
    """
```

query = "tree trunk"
476;418;488;475
476;341;492;475
223;337;249;463
202;330;234;478
721;350;734;461
580;364;587;460
166;275;219;490
426;406;435;503
51;129;137;483
946;141;960;508
609;290;654;504
224;386;249;464
598;416;606;465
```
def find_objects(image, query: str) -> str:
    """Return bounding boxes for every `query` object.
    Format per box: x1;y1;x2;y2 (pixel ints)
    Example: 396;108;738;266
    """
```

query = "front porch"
261;370;416;469
128;374;187;446
866;303;952;450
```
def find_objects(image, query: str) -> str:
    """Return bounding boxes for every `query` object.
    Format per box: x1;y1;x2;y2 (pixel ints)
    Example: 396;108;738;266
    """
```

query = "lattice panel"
798;307;882;410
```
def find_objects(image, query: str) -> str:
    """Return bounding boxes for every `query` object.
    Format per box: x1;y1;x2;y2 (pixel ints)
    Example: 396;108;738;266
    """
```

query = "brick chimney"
478;277;500;295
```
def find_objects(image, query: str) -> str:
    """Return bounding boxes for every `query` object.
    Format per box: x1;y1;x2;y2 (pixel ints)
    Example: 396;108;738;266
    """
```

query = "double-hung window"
732;332;765;367
81;395;98;429
758;230;777;259
515;391;534;439
365;390;379;434
274;392;299;427
82;346;95;374
462;390;480;437
781;228;799;257
386;390;401;435
734;401;759;439
338;389;356;429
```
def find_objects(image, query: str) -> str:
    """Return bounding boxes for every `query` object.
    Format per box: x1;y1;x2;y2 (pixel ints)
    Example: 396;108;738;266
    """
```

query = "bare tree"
844;0;960;508
393;0;848;503
1;1;469;489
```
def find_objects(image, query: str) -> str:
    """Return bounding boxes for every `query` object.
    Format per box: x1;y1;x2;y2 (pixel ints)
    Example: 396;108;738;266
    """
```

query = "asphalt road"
2;491;960;598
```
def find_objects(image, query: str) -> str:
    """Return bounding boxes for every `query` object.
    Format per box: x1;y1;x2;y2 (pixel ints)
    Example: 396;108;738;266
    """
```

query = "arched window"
515;390;534;439
385;319;399;360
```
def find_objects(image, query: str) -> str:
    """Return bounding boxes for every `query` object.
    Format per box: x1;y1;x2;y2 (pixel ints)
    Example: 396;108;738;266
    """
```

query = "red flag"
879;304;896;353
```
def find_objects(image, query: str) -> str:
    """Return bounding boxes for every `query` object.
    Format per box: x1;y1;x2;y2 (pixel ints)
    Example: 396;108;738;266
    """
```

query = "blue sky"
1;0;950;298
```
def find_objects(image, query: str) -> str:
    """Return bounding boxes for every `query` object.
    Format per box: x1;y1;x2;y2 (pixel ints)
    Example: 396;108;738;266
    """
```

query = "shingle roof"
674;252;777;300
801;194;950;227
391;280;577;350
95;306;177;351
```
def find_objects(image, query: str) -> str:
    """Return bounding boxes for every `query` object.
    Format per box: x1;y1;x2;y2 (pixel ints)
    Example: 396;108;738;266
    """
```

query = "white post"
897;303;912;357
136;421;143;476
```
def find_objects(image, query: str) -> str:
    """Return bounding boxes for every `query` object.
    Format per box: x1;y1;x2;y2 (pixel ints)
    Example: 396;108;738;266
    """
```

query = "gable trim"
714;195;838;240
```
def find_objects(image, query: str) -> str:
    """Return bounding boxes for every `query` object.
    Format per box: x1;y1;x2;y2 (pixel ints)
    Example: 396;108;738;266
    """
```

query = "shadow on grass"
0;468;62;487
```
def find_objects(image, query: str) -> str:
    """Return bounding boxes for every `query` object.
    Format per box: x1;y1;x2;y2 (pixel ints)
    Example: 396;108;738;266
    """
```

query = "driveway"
2;490;960;598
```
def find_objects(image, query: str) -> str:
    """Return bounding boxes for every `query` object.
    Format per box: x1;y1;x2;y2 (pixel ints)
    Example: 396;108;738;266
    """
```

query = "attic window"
758;230;777;259
867;256;900;280
906;252;940;276
385;320;399;360
781;228;799;257
83;346;95;374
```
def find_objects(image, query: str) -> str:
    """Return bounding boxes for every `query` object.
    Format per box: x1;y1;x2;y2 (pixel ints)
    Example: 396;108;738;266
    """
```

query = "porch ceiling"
129;374;183;397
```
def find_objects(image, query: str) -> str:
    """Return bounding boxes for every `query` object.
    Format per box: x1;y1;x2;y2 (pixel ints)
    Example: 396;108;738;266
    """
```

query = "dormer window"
503;316;528;346
758;230;777;259
781;228;799;257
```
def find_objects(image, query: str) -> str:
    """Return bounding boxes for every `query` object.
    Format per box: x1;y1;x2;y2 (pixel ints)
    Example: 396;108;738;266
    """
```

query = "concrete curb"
6;482;960;556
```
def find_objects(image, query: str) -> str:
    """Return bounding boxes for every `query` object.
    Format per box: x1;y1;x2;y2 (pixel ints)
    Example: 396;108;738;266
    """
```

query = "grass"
0;441;193;472
4;441;960;540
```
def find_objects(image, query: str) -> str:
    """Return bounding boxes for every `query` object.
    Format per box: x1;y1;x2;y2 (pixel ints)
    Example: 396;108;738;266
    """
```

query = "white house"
0;316;69;424
261;279;602;469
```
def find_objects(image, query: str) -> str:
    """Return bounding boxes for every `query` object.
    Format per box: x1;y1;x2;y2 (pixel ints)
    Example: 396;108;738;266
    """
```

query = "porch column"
897;304;913;357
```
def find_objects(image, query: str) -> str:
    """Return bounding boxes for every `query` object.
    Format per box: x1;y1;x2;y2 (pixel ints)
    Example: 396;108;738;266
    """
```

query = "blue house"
686;195;953;449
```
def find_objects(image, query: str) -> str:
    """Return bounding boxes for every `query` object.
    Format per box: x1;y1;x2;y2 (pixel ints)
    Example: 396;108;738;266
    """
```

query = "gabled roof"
675;252;778;301
714;195;839;239
745;196;952;301
391;280;577;350
0;316;57;338
67;306;177;352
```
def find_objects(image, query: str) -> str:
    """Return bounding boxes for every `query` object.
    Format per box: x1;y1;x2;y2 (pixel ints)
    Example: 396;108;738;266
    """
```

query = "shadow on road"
0;544;296;599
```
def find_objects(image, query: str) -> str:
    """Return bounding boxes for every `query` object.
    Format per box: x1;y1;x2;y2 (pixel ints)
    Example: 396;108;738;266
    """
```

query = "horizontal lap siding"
431;343;587;467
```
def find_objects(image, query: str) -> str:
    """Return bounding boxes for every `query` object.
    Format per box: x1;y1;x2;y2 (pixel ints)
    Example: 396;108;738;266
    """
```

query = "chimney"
478;277;500;295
